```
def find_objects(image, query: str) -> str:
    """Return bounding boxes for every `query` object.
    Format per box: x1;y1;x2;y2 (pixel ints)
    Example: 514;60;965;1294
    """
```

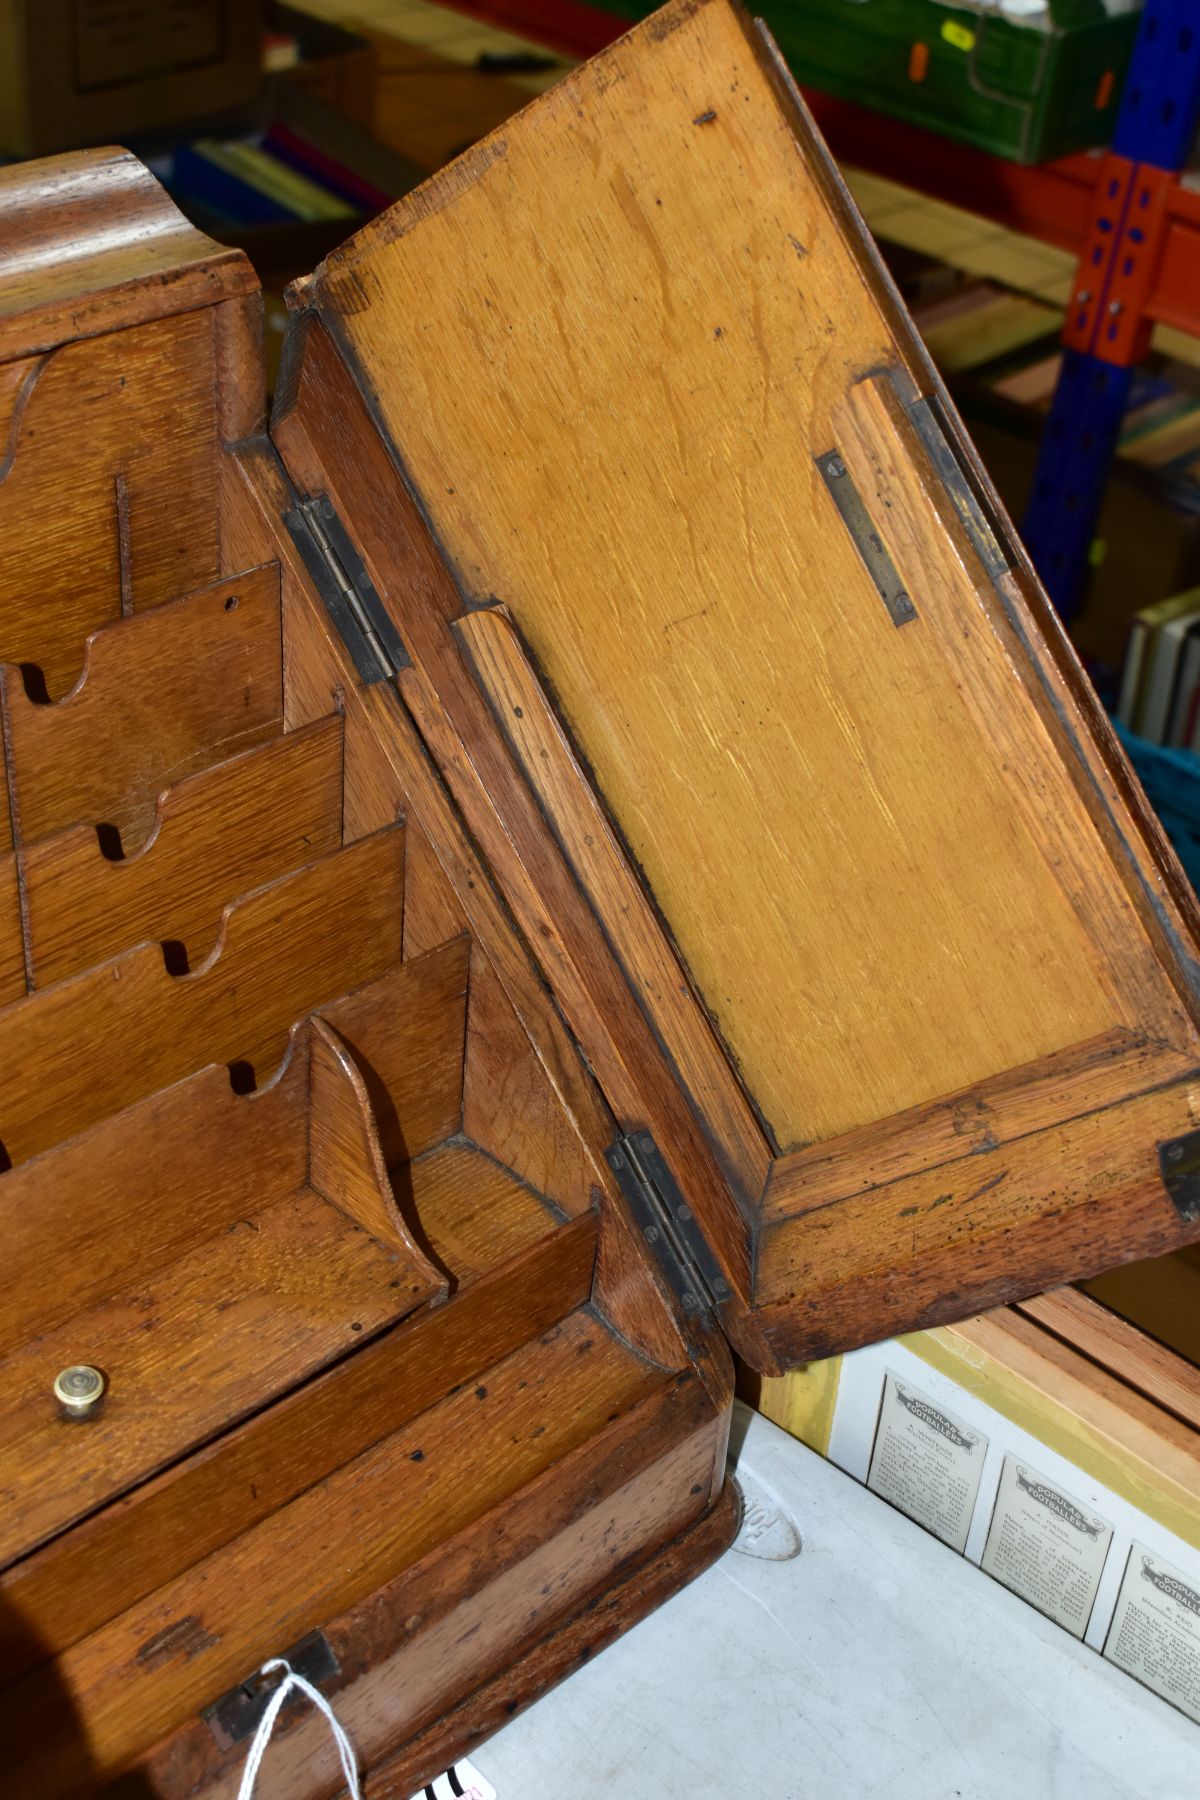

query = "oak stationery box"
1;1;1199;1792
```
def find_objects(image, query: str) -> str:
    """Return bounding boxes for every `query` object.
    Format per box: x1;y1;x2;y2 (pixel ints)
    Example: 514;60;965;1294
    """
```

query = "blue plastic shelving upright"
1022;0;1200;621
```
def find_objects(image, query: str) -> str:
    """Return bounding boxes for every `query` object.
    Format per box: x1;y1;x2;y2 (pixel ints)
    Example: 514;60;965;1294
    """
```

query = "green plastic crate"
604;0;1140;164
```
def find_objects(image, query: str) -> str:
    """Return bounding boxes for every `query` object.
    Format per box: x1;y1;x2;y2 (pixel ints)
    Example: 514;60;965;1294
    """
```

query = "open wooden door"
277;0;1200;1375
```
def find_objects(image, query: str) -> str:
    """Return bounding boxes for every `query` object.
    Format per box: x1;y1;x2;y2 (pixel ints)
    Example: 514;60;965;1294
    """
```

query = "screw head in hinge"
54;1364;106;1419
825;453;847;479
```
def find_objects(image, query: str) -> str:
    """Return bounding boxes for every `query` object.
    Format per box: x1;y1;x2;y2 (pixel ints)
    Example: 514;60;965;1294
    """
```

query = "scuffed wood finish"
762;1029;1199;1222
365;1476;739;1800
2;1313;674;1795
0;827;406;1167
22;715;344;985
0;148;255;361
0;1216;598;1687
1;565;283;846
0;313;227;683
0;1188;425;1568
304;0;1200;1161
119;1366;723;1800
756;1072;1200;1360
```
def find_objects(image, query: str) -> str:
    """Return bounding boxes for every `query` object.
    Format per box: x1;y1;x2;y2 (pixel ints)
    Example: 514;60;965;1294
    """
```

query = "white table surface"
472;1403;1197;1799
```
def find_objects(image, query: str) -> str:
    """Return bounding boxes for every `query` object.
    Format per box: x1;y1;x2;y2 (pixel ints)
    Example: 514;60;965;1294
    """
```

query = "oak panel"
22;714;344;985
0;311;225;688
0;1189;422;1566
321;933;470;1169
309;0;1192;1154
405;1140;565;1282
756;1072;1200;1358
0;1054;310;1360
2;564;284;849
0;1216;597;1684
1;1312;668;1792
0;826;405;1167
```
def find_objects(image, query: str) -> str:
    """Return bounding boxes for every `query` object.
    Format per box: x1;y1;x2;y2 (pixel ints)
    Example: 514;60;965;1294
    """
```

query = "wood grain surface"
0;313;225;690
0;1216;598;1688
2;564;284;847
0;826;405;1166
0;1312;671;1792
309;1015;448;1291
405;1141;565;1282
321;934;470;1170
756;1070;1200;1359
125;1376;724;1800
271;324;754;1299
0;1050;309;1362
0;148;255;361
306;0;1200;1161
22;714;344;985
0;1189;425;1567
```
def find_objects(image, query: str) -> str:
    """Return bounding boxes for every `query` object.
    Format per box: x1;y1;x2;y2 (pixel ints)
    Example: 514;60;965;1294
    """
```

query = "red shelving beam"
438;0;1200;347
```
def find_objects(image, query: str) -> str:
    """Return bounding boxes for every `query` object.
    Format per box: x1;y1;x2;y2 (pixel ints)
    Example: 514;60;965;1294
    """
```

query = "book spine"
1116;620;1147;728
265;124;391;215
171;146;293;224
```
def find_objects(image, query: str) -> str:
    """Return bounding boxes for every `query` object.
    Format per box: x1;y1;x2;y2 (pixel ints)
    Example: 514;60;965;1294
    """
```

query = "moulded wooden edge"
366;1475;741;1799
0;148;257;362
116;1469;740;1800
753;1066;1200;1363
743;12;1200;997
761;1029;1199;1225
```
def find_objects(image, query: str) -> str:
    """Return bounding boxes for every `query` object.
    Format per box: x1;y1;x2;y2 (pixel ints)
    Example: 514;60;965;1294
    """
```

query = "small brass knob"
54;1365;106;1419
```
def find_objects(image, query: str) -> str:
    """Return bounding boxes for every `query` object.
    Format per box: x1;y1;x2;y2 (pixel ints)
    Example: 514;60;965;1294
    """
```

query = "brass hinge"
283;492;410;684
605;1130;732;1322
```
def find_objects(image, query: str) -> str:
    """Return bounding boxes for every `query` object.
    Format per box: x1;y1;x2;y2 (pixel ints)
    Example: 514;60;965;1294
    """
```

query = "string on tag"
236;1656;362;1800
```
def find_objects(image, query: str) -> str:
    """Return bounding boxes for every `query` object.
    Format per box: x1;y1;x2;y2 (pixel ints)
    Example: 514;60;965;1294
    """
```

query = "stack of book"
167;124;392;229
1116;588;1200;751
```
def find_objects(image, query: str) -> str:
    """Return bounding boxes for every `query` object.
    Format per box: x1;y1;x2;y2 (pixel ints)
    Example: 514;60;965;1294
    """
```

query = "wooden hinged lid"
278;0;1200;1375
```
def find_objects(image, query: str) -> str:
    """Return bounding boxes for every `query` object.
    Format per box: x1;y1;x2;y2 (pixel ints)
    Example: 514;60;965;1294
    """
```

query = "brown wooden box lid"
279;0;1200;1373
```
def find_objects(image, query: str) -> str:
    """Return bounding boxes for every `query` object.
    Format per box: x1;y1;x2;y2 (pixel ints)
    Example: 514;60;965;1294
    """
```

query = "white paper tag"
410;1761;497;1800
1104;1543;1200;1723
981;1458;1112;1638
867;1371;988;1552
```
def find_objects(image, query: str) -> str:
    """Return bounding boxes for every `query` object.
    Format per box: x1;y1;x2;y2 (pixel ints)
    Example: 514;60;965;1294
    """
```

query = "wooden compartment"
0;153;729;1785
2;3;1200;1794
